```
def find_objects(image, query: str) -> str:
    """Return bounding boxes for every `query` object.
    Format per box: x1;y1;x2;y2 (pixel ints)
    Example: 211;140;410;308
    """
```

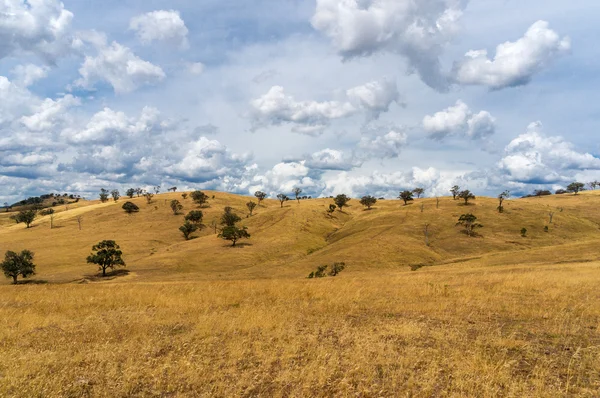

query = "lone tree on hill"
185;210;204;225
99;188;109;203
246;201;257;216
179;221;198;240
255;191;267;205
126;188;135;198
16;210;36;228
191;191;209;207
293;187;303;204
497;190;510;213
456;214;483;237
135;188;143;197
1;250;36;284
122;202;139;214
86;240;125;277
399;190;414;206
326;204;336;217
458;190;476;205
219;225;251;247
111;189;120;202
221;207;241;226
181;193;188;200
144;192;154;204
170;199;183;215
567;182;585;195
450;185;460;200
360;195;377;210
334;194;350;211
277;194;288;208
412;188;425;199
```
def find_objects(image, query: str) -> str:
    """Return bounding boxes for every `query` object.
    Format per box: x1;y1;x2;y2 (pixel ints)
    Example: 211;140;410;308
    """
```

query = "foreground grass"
1;263;599;397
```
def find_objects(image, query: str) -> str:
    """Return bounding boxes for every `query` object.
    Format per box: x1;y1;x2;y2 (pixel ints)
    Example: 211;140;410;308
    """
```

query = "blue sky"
0;0;599;204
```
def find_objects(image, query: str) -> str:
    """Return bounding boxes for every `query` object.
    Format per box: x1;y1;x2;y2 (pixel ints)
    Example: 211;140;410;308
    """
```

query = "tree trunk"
12;275;18;284
232;239;236;247
102;267;107;277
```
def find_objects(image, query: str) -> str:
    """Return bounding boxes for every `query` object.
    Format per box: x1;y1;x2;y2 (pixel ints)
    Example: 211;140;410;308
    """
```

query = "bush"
40;208;54;216
122;202;140;213
521;228;527;237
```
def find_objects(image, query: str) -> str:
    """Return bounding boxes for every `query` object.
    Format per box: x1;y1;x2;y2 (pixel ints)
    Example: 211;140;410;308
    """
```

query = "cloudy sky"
1;0;599;203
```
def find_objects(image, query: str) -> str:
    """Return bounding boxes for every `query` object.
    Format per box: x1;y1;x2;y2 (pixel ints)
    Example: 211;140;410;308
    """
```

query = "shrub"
170;200;183;215
185;210;204;225
329;262;346;276
179;221;198;240
40;208;55;216
521;228;527;237
308;265;328;279
122;202;139;214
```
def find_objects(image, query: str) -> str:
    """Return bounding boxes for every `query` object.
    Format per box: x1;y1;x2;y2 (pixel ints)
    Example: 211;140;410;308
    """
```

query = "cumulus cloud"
346;79;400;120
358;124;408;159
249;161;324;197
311;0;466;90
74;34;166;94
452;21;571;89
498;122;600;184
305;148;361;171
11;64;50;87
130;10;189;49
21;95;80;132
0;0;74;62
423;100;496;140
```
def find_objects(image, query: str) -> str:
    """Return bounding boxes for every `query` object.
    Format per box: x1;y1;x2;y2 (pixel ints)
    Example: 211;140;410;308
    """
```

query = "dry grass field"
1;191;600;396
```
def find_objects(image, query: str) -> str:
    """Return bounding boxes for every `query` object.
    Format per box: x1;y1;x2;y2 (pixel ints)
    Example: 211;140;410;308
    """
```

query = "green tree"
277;194;288;208
293;187;303;204
588;181;599;190
329;262;346;276
1;250;36;284
86;240;125;277
126;188;135;198
326;204;336;217
220;207;241;226
218;225;251;247
450;185;460;200
308;265;328;278
122;202;140;214
246;201;257;216
456;214;483;237
567;182;585;195
521;228;528;237
458;190;476;205
170;199;183;215
181;193;188;200
255;191;267;205
412;188;425;199
99;188;109;203
179;221;198;240
144;192;154;204
360;195;377;210
191;191;209;206
185;210;204;225
399;190;414;205
16;210;36;228
497;190;510;213
334;194;350;211
111;189;120;202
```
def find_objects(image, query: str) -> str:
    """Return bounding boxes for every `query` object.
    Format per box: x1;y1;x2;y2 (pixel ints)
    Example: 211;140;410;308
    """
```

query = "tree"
122;202;139;213
3;202;8;212
170;200;183;215
329;262;346;276
1;250;36;284
99;188;109;203
220;207;241;226
456;214;483;237
458;190;475;205
135;188;144;197
277;194;288;208
567;182;585;195
246;201;257;216
86;240;125;277
326;204;336;217
521;228;528;237
191;190;209;207
111;189;120;202
360;195;377;210
153;186;161;195
450;185;460;200
497;190;510;213
588;181;599;190
179;221;198;240
334;194;350;211
293;187;303;204
218;225;251;247
255;191;267;205
308;265;328;278
185;210;204;227
399;191;414;206
181;193;188;200
144;192;154;204
16;210;36;228
126;188;135;198
412;188;425;199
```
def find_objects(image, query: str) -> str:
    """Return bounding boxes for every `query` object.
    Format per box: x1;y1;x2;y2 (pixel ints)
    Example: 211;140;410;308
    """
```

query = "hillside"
1;190;599;284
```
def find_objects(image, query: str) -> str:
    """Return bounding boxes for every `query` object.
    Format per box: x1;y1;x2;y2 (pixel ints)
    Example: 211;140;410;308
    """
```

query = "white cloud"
346;78;400;120
358;126;407;159
186;62;205;75
452;21;571;89
305;148;360;171
21;95;80;132
11;64;50;87
311;0;466;90
130;10;189;49
249;161;324;197
423;100;496;140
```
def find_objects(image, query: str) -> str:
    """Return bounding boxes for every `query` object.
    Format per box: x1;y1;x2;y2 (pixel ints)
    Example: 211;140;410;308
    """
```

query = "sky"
0;0;599;204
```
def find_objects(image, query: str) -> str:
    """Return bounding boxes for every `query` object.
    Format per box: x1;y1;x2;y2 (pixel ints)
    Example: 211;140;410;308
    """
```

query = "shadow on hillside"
223;243;253;248
83;269;130;282
16;279;49;285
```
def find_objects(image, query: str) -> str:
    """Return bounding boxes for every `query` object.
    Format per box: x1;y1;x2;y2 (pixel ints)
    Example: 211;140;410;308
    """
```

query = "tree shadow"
222;243;253;248
16;279;49;285
84;269;130;281
50;225;65;229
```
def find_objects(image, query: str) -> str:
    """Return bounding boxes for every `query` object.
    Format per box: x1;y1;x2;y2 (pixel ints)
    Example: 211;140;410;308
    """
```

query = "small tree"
181;193;188;200
126;188;135;198
170;200;183;215
456;214;483;237
191;191;209;207
1;250;36;284
153;186;161;195
76;215;83;230
246;201;257;216
334;194;350;211
219;225;250;247
220;207;241;226
326;204;336;217
277;194;288;208
497;190;510;213
521;228;528;237
144;192;154;204
293;188;303;204
185;210;204;226
413;188;425;199
308;265;328;278
86;240;125;277
399;191;414;206
360;196;377;210
111;189;120;202
450;185;460;200
588;181;599;190
179;221;198;240
329;262;346;276
567;182;585;195
135;188;143;197
122;202;139;213
255;191;267;205
458;190;475;205
16;210;36;228
99;188;109;203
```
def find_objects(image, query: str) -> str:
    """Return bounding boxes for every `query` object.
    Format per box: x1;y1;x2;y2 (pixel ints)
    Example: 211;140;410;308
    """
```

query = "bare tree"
424;223;430;246
549;212;555;224
76;216;83;230
436;197;440;209
293;187;302;204
450;185;460;200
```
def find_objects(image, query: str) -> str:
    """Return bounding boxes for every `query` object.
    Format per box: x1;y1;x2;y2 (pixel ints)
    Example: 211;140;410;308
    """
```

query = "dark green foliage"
86;240;125;277
254;191;267;205
179;221;198;240
181;193;188;200
567;182;585;195
326;204;336;217
544;226;549;233
308;265;328;279
360;196;377;210
1;250;36;284
329;262;346;276
277;194;288;208
170;199;183;215
122;202;139;213
456;213;483;237
111;189;120;202
246;201;257;216
399;191;414;205
185;210;204;225
521;228;528;237
191;191;209;206
412;188;424;199
555;189;568;195
458;190;476;205
218;225;251;246
99;188;109;203
126;188;135;198
334;194;350;211
16;210;36;228
39;208;54;216
450;185;460;200
220;207;241;226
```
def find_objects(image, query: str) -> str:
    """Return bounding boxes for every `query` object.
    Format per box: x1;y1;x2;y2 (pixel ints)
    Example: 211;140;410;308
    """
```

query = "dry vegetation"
1;190;600;396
